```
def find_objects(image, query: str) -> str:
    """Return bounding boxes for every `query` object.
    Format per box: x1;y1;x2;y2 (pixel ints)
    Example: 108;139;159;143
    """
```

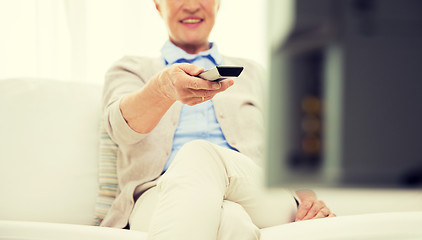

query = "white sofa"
1;78;421;239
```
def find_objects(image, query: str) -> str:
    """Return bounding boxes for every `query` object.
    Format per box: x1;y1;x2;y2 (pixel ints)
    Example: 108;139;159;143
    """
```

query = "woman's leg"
217;200;260;240
147;140;228;240
130;190;260;240
129;186;159;232
146;140;297;240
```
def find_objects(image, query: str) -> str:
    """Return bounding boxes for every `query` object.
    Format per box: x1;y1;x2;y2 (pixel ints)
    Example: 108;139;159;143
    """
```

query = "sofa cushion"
261;211;422;239
94;120;119;225
0;79;101;225
0;220;147;240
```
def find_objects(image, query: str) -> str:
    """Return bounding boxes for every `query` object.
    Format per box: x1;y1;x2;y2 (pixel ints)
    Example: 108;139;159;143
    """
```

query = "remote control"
198;66;244;81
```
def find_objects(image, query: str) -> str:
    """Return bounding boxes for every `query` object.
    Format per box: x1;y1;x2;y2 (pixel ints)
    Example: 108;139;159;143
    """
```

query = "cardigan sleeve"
102;56;149;145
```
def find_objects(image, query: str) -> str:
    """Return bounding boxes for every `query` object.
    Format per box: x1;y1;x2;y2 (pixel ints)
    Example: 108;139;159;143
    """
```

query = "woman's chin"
173;37;209;51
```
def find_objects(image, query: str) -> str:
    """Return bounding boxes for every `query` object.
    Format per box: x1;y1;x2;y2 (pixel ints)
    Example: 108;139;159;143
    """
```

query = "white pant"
129;140;297;240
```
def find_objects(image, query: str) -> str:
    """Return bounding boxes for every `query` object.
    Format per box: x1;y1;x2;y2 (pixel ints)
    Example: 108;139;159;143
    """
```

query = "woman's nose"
182;0;201;12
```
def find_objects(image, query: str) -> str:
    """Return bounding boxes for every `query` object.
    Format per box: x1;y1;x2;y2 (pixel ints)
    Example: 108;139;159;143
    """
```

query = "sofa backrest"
0;79;102;225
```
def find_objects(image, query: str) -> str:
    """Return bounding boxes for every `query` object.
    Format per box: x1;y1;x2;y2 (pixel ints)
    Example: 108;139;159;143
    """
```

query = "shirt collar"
161;40;223;66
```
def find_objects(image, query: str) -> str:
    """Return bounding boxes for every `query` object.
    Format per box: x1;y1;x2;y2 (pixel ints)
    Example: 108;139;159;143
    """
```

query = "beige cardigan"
101;56;265;228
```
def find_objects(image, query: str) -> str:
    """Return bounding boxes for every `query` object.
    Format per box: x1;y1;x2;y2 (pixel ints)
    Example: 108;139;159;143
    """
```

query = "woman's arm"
120;63;234;134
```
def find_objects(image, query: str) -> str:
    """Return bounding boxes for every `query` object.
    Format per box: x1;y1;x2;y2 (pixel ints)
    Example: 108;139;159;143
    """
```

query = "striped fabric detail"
94;119;119;226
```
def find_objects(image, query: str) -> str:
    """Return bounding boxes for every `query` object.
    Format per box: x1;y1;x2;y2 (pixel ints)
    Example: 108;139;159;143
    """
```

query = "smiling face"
154;0;220;54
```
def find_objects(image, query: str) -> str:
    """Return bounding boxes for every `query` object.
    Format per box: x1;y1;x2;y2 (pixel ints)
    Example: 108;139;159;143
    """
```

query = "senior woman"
100;0;334;239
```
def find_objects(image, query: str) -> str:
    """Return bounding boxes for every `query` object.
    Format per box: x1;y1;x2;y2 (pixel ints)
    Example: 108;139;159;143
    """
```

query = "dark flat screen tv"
265;0;422;188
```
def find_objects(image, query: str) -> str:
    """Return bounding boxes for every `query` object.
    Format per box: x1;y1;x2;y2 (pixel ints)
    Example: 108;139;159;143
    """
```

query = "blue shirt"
161;41;236;171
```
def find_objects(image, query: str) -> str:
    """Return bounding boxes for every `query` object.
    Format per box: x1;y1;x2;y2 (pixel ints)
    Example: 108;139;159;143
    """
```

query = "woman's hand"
295;190;336;221
155;63;234;106
120;63;234;134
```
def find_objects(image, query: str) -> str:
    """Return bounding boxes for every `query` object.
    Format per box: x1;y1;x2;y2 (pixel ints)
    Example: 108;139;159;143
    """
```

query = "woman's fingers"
184;76;235;92
178;79;234;105
183;96;214;106
177;62;205;77
188;79;234;97
312;207;331;219
176;63;218;90
302;200;326;220
158;63;235;104
294;190;336;222
184;77;222;90
296;199;334;221
218;78;235;90
177;63;235;91
295;200;313;221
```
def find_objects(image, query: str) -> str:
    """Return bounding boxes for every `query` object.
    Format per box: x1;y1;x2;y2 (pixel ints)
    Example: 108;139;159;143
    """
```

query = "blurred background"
266;0;422;189
0;0;274;84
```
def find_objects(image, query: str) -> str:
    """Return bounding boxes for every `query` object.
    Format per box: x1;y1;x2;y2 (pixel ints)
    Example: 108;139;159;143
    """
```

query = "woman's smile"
179;16;204;28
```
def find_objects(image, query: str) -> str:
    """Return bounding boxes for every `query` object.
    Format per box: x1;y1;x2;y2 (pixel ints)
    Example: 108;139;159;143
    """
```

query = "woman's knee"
170;139;220;169
178;139;213;155
159;140;228;191
218;201;260;240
